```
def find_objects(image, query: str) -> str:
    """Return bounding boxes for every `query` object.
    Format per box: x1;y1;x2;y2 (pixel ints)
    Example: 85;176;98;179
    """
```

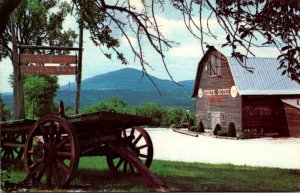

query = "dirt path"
146;128;300;169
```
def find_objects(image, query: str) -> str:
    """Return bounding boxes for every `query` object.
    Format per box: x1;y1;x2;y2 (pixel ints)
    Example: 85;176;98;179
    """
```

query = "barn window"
221;112;226;123
209;54;221;77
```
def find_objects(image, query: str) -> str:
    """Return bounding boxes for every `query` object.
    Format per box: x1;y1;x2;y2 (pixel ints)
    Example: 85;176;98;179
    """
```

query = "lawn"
2;157;300;192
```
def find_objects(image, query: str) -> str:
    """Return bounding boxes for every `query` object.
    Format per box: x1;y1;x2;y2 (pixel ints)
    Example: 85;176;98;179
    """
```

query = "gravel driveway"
146;128;300;169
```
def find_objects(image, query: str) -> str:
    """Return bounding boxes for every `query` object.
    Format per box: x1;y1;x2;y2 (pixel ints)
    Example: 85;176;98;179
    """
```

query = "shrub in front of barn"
196;121;205;132
188;125;198;131
213;124;221;135
217;129;228;136
227;122;236;137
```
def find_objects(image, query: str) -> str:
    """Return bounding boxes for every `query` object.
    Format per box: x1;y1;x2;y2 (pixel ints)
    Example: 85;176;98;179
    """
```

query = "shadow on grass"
3;159;300;192
69;168;154;192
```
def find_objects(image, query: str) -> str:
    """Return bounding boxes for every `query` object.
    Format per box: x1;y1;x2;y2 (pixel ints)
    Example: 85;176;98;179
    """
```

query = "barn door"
211;112;221;129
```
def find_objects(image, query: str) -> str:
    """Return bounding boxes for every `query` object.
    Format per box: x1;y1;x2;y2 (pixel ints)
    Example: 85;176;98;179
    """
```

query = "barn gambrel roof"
192;47;300;97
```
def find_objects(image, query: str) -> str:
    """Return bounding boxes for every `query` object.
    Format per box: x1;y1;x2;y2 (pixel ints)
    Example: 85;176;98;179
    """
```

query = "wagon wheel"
24;115;79;188
1;133;25;162
106;127;153;175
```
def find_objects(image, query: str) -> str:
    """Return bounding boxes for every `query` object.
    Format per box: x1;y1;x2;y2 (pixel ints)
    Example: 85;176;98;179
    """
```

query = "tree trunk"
12;24;25;119
75;20;83;114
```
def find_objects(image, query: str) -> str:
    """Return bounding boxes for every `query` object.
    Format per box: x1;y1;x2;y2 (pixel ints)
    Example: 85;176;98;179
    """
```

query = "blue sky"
0;0;280;93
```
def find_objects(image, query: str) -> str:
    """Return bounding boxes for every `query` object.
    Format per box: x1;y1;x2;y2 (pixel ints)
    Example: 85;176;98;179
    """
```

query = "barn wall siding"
196;50;242;134
283;103;300;137
241;96;288;135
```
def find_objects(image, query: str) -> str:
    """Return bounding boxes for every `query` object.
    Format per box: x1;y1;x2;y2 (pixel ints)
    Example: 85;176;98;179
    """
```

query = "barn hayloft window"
209;54;222;77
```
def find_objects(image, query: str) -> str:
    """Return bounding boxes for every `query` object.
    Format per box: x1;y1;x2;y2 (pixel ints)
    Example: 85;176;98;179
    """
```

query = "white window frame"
209;54;222;77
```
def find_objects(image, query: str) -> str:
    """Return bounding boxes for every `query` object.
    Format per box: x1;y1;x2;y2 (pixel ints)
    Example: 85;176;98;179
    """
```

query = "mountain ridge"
2;68;195;110
60;68;194;92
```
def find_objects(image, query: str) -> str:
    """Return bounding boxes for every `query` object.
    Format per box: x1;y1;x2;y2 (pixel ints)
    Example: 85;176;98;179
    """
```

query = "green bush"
196;121;204;132
0;94;11;121
217;129;228;136
227;122;236;137
170;124;176;128
213;124;221;135
81;97;130;114
189;125;198;131
79;98;196;128
165;108;186;127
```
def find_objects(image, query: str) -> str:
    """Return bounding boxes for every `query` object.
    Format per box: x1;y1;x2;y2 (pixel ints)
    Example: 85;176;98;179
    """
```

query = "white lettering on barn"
200;88;233;97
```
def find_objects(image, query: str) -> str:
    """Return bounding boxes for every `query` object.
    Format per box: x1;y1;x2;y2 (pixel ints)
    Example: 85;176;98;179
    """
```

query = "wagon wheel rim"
1;133;25;162
106;127;153;175
24;115;79;188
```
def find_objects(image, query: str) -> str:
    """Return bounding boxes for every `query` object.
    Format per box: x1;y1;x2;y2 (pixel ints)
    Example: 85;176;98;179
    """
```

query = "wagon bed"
1;109;165;189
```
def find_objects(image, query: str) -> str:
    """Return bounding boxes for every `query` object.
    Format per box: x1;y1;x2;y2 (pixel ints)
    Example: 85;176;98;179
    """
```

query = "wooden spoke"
139;154;148;158
122;129;127;138
1;133;25;162
54;126;62;145
49;121;55;143
28;150;34;155
40;125;49;143
56;151;72;157
116;159;124;169
56;159;69;174
132;134;142;146
46;166;52;187
55;137;69;149
29;162;39;170
52;163;61;186
33;137;43;144
123;162;128;174
130;128;135;137
106;127;153;175
137;144;148;149
24;115;79;188
36;163;47;181
129;164;135;174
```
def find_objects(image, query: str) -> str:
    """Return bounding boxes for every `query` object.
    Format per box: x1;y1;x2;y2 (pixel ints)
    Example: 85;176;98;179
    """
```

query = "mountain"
2;68;195;110
60;68;193;92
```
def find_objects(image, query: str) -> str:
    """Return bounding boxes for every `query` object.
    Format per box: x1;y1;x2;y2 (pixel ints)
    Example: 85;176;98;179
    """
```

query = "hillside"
2;68;195;110
60;68;192;92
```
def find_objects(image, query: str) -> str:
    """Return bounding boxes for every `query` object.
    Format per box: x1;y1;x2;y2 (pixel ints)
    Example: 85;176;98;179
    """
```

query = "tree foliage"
81;96;130;114
80;97;195;128
135;103;167;126
24;75;59;118
0;0;77;60
172;0;300;83
0;94;11;121
0;0;77;119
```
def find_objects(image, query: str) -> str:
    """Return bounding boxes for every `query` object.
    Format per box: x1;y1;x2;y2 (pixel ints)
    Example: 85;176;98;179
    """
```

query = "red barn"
192;47;300;137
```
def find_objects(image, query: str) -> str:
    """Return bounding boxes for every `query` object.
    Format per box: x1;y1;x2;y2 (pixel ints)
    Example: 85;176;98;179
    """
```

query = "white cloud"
168;44;202;58
121;36;138;47
0;59;13;93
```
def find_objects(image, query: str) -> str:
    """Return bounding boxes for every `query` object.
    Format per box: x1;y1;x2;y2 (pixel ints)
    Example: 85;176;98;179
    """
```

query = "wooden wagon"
0;102;165;189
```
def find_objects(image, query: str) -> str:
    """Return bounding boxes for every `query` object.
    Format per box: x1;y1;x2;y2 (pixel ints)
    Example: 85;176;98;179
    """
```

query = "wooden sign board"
22;66;76;75
20;54;77;64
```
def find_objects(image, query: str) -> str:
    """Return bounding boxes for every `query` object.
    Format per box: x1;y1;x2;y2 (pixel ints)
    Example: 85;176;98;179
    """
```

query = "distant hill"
60;68;193;92
2;68;195;110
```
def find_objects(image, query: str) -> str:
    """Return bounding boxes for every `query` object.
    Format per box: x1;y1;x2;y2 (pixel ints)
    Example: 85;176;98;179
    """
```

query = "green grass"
2;157;300;192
